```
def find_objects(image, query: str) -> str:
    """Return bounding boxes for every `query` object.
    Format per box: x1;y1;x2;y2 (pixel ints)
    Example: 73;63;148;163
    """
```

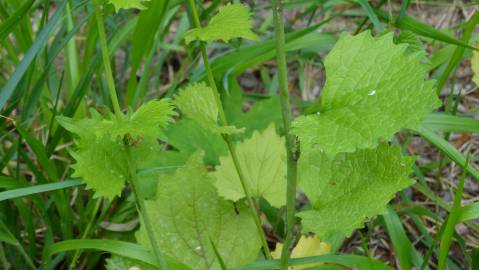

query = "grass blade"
0;221;36;269
459;202;479;222
415;125;479;181
381;206;425;269
14;123;58;180
0;176;24;189
357;0;383;31
396;0;410;24
422;113;479;133
0;0;34;40
438;152;470;269
44;239;190;269
0;179;82;202
375;10;478;51
232;255;395;270
0;0;67;111
435;12;479;95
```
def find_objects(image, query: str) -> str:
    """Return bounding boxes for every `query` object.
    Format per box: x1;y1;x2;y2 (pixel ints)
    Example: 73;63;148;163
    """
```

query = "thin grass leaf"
231;255;395;270
0;176;24;189
459;202;479;222
375;10;478;51
126;0;171;104
23;12;91;119
396;0;411;24
381;206;425;269
0;0;34;40
191;21;335;82
438;152;471;270
46;18;137;155
415;126;479;181
44;239;156;266
0;221;18;245
356;0;383;31
14;123;58;180
0;0;67;111
422;113;479;133
44;240;190;269
0;179;82;202
0;221;36;269
435;12;479;95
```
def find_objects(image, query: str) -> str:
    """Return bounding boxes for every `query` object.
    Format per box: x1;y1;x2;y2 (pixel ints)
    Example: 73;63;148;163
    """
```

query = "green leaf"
298;144;415;239
137;150;189;200
422;113;479;133
0;0;67;111
395;30;424;54
105;255;155;270
184;3;258;44
70;134;129;199
224;85;284;141
162;119;228;165
213;124;286;207
44;239;191;269
233;254;395;270
109;0;150;12
472;42;479;86
138;152;261;270
175;82;242;134
357;0;382;31
0;180;82;202
293;31;440;157
57;100;174;199
99;99;176;139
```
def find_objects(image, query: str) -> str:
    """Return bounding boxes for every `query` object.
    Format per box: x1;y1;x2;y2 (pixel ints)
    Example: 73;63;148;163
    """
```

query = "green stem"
92;0;121;118
93;1;166;268
272;1;299;270
68;198;102;270
126;146;168;270
223;138;272;260
187;0;272;260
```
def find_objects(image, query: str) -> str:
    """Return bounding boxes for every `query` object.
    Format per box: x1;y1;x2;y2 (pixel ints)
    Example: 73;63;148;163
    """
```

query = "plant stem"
68;198;102;270
92;0;121;118
93;1;167;268
187;0;272;260
272;1;299;269
223;140;272;260
126;146;168;270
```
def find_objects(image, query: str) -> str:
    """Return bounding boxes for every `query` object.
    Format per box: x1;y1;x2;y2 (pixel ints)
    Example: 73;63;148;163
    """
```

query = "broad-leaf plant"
58;1;440;269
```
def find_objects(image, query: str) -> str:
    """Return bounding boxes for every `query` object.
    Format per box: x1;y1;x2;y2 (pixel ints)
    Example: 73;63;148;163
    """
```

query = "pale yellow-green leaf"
184;3;258;44
272;236;331;270
174;82;242;134
98;99;176;139
213;124;286;207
